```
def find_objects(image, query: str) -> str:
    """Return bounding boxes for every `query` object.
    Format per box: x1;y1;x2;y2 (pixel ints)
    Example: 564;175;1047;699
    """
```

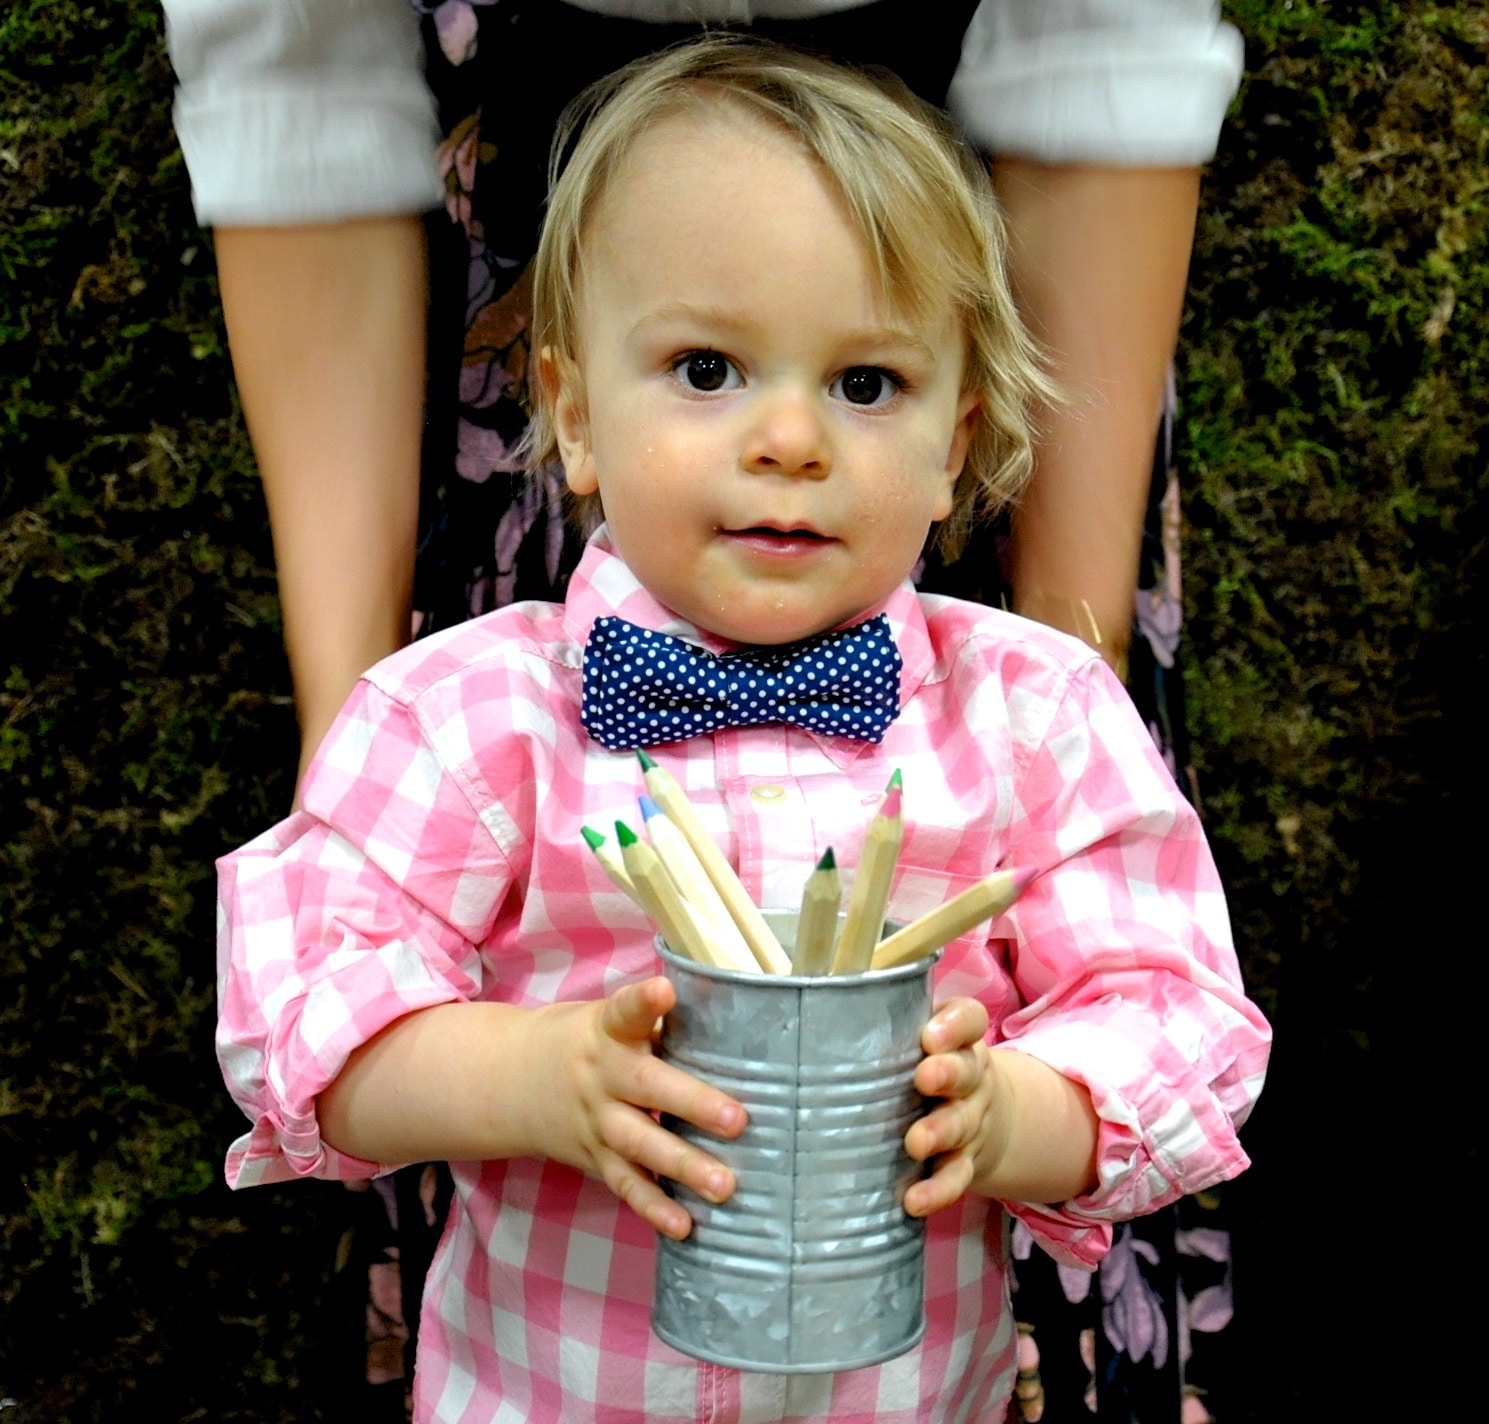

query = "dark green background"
2;2;1480;1416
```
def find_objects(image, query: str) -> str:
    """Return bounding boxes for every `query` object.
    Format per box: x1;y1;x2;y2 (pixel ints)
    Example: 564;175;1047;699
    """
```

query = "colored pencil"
676;895;734;970
580;824;637;899
831;779;905;975
637;751;791;974
639;795;759;974
615;820;719;968
869;870;1024;970
790;848;841;976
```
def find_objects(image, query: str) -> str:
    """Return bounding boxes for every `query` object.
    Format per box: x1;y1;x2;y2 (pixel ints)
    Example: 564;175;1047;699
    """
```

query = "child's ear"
538;346;598;495
933;392;981;521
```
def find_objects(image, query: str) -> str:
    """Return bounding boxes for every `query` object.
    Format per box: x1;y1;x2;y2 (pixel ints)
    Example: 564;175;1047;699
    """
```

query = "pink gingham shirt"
217;530;1269;1424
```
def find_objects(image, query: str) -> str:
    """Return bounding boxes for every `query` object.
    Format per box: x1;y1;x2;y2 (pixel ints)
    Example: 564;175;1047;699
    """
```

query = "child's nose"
741;389;831;478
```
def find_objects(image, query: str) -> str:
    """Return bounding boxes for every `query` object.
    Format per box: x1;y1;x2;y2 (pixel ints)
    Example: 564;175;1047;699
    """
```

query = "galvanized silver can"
653;911;939;1374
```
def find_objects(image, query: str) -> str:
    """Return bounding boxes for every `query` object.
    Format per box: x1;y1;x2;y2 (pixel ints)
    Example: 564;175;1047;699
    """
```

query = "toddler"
217;36;1269;1424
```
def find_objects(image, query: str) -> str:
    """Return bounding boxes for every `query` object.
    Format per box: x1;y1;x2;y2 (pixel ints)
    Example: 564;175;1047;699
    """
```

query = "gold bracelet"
1016;589;1130;684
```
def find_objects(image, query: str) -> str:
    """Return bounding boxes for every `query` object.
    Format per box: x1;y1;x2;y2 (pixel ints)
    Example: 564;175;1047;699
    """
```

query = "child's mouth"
725;526;834;557
731;525;829;542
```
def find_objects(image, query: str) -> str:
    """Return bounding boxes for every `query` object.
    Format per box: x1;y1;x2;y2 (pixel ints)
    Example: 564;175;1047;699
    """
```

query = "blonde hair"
528;33;1054;555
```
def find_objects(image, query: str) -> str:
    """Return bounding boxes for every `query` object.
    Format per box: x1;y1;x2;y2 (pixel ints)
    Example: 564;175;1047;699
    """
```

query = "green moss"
1179;2;1486;1041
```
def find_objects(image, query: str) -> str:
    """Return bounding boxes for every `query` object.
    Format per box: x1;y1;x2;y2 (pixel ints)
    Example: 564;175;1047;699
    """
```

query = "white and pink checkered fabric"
217;531;1269;1424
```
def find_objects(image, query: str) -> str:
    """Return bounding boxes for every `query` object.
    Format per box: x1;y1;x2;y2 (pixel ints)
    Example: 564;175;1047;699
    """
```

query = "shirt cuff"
224;1108;389;1187
174;77;444;226
948;25;1245;166
996;1019;1253;1268
217;930;470;1188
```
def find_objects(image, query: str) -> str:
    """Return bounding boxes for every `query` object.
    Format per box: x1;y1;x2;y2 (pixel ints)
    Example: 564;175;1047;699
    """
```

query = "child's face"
549;111;977;646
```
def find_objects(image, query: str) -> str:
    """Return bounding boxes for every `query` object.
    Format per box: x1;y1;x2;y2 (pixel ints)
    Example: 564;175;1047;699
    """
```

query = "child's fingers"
560;977;749;1235
599;975;676;1044
594;1149;696;1240
904;1090;982;1165
913;1040;989;1101
902;1151;976;1219
920;996;990;1055
597;978;747;1139
598;1100;736;1207
904;1034;996;1217
603;1035;748;1140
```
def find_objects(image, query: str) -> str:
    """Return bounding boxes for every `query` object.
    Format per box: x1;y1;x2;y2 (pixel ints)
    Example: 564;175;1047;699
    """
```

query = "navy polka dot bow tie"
581;614;903;751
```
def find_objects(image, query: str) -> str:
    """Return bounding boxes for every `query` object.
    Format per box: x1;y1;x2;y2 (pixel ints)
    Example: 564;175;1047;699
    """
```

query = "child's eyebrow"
627;302;748;342
629;302;941;365
850;330;941;366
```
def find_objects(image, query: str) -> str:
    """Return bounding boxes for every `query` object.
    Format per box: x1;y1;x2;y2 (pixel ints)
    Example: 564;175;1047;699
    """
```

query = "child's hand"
532;975;747;1241
902;997;1008;1218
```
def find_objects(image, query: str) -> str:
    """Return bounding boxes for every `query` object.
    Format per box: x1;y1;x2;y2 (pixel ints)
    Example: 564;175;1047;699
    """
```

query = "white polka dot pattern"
580;614;903;750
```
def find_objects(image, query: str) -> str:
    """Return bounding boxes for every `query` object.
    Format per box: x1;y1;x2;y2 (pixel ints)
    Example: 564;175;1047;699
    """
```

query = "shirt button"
750;784;786;804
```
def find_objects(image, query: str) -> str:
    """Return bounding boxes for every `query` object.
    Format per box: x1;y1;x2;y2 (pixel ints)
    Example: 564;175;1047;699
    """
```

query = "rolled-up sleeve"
995;653;1270;1266
163;0;442;224
216;678;513;1187
948;0;1245;165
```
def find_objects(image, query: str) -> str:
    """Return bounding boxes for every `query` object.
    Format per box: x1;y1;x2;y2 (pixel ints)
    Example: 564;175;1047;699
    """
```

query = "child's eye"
830;367;901;407
673;350;742;393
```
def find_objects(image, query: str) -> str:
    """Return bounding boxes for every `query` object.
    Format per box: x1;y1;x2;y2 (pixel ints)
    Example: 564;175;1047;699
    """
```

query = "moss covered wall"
2;2;1481;1417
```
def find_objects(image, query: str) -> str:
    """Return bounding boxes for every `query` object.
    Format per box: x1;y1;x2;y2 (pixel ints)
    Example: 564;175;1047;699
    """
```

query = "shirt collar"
561;525;937;711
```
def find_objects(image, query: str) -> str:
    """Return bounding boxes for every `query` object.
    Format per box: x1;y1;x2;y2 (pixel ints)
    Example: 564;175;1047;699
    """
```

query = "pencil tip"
817;847;836;870
614;820;638;847
637;750;657;771
886;768;902;790
638;794;660;820
880;784;903;818
580;825;605;850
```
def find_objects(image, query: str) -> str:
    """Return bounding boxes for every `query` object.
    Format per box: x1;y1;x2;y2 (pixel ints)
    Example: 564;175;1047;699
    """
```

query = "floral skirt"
341;4;1238;1421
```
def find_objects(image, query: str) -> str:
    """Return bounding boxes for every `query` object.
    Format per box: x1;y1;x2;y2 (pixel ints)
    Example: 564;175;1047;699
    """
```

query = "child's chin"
705;608;842;647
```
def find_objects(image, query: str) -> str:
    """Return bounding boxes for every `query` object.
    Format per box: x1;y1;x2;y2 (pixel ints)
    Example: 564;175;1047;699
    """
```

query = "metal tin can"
653;911;938;1373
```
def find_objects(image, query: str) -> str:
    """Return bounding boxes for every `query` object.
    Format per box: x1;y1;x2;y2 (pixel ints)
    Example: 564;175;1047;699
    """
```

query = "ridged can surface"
653;912;937;1373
